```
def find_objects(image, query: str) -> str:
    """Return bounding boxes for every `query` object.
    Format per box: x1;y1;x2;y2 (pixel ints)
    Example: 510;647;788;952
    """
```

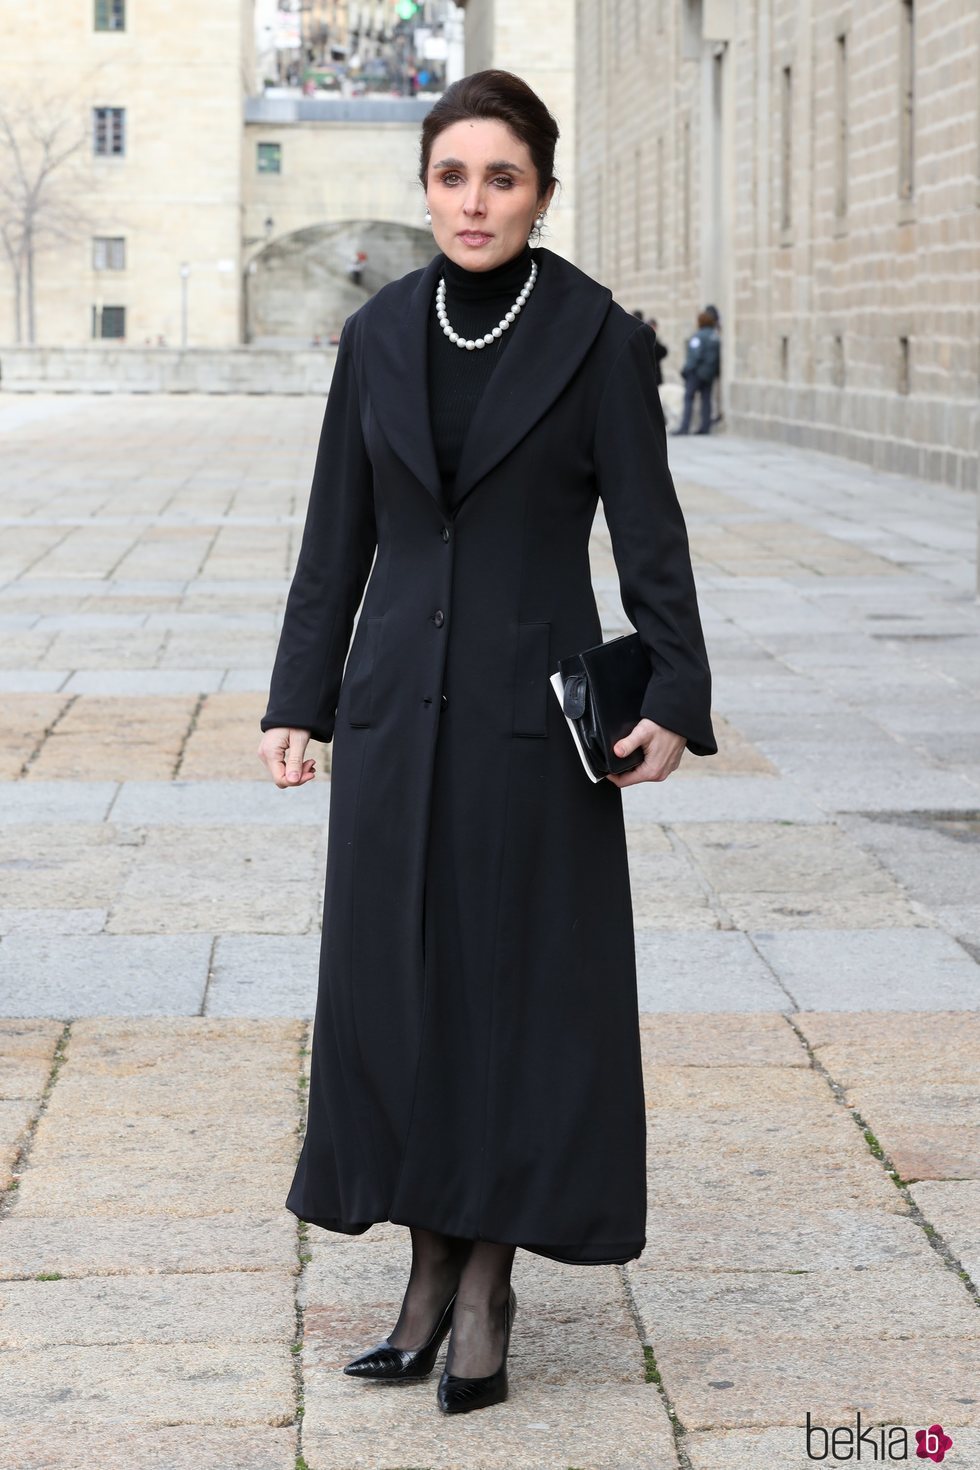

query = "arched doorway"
244;219;435;345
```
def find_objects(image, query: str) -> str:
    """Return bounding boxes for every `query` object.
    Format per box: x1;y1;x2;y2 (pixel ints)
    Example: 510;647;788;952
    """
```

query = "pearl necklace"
435;260;538;350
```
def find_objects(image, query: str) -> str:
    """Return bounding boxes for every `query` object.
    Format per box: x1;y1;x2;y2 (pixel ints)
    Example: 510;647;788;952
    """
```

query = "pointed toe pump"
343;1290;457;1383
436;1285;517;1414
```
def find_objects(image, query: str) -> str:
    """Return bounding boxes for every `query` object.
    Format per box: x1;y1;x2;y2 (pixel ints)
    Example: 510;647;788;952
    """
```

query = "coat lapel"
360;247;613;515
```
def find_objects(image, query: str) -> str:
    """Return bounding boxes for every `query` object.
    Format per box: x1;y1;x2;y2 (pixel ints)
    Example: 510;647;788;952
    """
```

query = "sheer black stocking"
443;1239;516;1379
387;1227;471;1350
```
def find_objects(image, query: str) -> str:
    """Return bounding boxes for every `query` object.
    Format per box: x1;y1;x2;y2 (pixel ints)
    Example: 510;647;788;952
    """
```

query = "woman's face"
424;117;555;271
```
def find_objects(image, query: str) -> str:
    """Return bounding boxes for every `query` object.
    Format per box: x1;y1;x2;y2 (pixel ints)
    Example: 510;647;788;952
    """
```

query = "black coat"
261;245;717;1266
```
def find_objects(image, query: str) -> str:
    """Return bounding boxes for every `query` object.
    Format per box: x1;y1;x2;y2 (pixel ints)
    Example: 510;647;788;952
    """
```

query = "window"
780;65;793;231
93;107;125;156
834;32;848;218
898;0;915;199
257;142;282;174
93;236;125;270
92;305;126;339
94;0;125;30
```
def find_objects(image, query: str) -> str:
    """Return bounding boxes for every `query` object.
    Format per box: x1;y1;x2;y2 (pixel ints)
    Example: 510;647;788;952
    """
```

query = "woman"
258;69;717;1416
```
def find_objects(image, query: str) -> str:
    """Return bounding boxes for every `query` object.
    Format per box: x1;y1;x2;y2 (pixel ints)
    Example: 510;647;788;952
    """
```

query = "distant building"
573;0;980;491
0;0;460;349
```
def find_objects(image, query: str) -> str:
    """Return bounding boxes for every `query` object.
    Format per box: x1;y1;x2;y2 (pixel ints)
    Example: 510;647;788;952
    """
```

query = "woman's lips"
458;232;493;244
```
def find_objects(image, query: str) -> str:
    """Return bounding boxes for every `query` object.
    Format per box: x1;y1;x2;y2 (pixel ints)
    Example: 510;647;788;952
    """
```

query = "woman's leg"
443;1239;517;1377
387;1226;471;1349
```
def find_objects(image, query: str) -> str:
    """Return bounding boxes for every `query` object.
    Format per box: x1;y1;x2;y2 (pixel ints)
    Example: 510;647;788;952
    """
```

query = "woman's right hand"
258;726;316;788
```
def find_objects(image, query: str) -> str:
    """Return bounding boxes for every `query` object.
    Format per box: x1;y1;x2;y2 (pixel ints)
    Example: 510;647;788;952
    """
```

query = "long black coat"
261;244;717;1267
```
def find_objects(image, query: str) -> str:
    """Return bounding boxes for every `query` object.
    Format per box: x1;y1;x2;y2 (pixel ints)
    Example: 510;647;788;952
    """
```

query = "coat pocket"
512;620;551;738
346;615;382;728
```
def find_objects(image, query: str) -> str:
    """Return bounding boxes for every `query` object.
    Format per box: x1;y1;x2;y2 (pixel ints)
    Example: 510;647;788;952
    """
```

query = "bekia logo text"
805;1411;953;1462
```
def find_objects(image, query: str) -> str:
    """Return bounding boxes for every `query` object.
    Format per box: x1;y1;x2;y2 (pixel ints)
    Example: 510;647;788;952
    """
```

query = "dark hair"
418;69;561;211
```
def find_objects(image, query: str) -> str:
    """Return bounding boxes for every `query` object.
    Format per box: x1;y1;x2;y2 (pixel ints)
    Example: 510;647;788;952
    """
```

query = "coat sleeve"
593;325;717;757
259;321;377;744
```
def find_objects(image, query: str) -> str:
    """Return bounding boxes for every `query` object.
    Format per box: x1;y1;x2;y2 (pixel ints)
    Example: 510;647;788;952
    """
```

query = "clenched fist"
257;727;317;789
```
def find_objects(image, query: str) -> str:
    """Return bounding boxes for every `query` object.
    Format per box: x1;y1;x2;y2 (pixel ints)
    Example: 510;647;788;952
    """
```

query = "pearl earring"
424;210;431;224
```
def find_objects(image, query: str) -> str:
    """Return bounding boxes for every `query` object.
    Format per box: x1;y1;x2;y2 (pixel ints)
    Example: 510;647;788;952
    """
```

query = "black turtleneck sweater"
427;240;539;501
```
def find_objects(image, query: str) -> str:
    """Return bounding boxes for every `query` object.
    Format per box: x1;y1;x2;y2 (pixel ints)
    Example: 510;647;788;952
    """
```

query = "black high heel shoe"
343;1290;457;1383
436;1285;517;1414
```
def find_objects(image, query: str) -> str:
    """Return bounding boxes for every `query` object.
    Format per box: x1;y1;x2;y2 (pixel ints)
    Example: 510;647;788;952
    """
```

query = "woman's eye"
440;173;514;188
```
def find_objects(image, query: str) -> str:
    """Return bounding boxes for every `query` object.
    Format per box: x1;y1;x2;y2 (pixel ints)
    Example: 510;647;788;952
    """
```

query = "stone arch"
245;219;435;345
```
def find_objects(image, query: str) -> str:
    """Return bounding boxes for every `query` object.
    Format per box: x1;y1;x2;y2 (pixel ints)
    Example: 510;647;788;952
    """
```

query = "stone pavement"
0;391;978;1470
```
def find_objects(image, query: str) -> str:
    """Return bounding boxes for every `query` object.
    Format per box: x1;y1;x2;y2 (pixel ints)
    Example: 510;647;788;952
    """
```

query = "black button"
441;526;450;542
433;609;445;627
441;693;448;708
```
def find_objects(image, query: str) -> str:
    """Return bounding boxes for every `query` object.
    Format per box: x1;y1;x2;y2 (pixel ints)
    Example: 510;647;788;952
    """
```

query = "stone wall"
0;347;339;396
574;0;980;491
0;0;250;349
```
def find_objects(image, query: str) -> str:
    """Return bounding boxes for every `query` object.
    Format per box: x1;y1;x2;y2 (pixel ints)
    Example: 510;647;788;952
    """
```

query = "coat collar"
358;246;614;514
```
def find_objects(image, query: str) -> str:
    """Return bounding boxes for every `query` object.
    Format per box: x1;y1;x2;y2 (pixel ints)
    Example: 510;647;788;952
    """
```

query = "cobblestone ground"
0;391;978;1470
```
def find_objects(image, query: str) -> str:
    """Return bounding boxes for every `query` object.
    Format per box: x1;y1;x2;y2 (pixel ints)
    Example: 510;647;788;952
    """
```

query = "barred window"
257;142;281;174
94;0;125;30
93;107;125;156
93;236;126;270
92;305;126;339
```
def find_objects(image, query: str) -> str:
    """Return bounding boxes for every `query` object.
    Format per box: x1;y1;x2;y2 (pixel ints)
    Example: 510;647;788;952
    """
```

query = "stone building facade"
0;0;254;349
243;98;436;343
0;0;442;350
574;0;980;490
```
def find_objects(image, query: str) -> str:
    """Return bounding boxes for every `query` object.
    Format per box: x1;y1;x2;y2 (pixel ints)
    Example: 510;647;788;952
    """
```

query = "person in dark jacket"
631;310;669;388
257;69;716;1417
671;309;721;435
647;316;668;388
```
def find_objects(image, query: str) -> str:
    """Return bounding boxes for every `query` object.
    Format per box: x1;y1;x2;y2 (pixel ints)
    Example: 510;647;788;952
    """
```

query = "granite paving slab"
908;1181;980;1284
0;1425;297;1470
651;1337;980;1430
751;927;980;1010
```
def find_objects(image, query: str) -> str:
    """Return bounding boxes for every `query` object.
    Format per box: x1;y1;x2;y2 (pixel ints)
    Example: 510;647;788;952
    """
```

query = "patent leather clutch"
549;631;652;783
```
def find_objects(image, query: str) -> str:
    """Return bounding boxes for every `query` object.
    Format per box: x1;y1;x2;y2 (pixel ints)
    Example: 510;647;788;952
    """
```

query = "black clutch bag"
548;631;653;782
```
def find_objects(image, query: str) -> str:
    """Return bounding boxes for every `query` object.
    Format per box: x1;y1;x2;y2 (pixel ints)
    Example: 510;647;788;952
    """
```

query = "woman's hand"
258;726;317;789
604;718;686;788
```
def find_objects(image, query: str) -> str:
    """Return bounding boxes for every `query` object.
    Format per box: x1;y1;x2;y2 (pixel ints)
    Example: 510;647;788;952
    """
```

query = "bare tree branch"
0;75;108;343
